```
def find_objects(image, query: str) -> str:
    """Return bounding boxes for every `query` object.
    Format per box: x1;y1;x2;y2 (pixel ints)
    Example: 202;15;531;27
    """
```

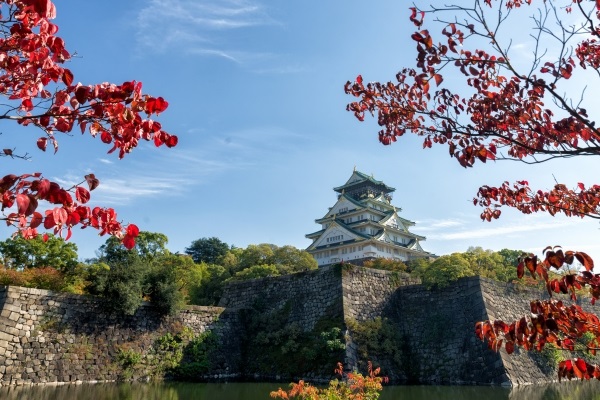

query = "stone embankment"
0;286;237;386
0;264;582;386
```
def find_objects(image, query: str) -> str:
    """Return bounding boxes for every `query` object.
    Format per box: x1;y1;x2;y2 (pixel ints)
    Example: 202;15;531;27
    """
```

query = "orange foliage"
0;266;65;291
270;362;386;400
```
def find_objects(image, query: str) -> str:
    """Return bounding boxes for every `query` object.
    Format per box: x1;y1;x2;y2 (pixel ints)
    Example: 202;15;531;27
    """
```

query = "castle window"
326;235;343;243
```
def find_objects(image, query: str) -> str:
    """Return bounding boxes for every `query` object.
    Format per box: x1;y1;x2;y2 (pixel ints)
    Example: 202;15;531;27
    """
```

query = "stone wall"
0;286;237;386
340;265;420;322
379;277;505;385
219;265;343;332
0;266;589;387
340;273;575;386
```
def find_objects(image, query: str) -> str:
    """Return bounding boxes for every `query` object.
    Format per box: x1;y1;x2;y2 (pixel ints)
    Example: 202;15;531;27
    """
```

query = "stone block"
7;312;19;322
0;332;13;342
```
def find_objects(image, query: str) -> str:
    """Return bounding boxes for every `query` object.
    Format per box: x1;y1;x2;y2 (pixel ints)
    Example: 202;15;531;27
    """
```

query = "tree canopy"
0;234;78;272
346;0;600;223
0;0;177;248
346;0;600;382
185;237;230;264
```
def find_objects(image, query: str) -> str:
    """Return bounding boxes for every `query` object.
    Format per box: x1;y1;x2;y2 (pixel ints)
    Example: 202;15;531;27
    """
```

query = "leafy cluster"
345;0;600;225
242;299;346;378
0;0;177;248
0;232;317;315
409;247;521;288
187;239;317;306
112;327;216;381
476;247;600;381
270;362;386;400
345;317;404;377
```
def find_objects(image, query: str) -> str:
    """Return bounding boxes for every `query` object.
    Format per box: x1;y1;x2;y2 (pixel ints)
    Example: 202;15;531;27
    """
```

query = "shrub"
271;362;386;400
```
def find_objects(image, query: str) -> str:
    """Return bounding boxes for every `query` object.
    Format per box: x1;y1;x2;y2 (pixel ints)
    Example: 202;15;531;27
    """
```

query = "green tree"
0;234;78;272
271;245;318;274
185;237;230;264
237;244;275;271
97;231;169;265
497;249;523;269
416;253;474;289
189;263;231;306
88;232;191;315
227;264;280;282
464;247;505;280
86;261;146;315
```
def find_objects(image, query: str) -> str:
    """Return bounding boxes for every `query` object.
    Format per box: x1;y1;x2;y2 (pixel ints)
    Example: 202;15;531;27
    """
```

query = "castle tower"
306;169;431;266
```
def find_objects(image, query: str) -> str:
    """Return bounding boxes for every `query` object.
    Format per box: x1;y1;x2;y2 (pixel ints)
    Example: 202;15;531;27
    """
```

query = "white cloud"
428;219;573;241
416;218;464;231
134;0;278;60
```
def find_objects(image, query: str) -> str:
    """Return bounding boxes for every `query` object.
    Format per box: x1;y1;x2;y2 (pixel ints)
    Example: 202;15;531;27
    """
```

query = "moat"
2;381;600;400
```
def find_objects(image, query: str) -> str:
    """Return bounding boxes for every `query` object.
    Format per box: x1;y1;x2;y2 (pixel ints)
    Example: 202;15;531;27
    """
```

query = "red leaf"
433;74;443;86
100;131;112;144
42;233;49;242
37;137;48;151
85;174;100;191
30;212;43;228
517;261;525;279
16;194;30;215
575;252;594;272
146;97;169;114
75;186;90;204
126;224;140;237
505;341;515;354
165;134;178;148
52;207;67;225
122;235;136;250
62;69;74;86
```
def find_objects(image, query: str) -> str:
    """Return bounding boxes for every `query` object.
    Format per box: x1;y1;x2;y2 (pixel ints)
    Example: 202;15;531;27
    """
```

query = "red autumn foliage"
346;0;600;382
270;362;387;400
0;1;178;248
345;0;600;223
475;247;600;381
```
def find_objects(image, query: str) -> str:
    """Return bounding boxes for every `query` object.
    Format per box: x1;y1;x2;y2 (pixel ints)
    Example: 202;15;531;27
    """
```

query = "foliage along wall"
0;265;586;386
0;286;241;386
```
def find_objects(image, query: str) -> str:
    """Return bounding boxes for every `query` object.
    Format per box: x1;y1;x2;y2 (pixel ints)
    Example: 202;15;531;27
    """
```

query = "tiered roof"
306;170;429;262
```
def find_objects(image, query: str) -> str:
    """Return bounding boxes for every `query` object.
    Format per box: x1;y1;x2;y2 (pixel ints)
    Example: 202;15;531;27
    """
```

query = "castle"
306;169;431;266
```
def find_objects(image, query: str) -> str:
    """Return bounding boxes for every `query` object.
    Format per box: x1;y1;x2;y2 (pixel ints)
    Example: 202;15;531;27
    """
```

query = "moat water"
1;381;600;400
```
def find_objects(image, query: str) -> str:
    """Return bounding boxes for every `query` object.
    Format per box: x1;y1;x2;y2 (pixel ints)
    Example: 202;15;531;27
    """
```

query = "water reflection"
0;382;282;400
380;381;600;400
2;381;600;400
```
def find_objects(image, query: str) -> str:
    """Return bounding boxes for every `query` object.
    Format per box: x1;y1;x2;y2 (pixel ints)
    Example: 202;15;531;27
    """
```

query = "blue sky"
3;1;600;262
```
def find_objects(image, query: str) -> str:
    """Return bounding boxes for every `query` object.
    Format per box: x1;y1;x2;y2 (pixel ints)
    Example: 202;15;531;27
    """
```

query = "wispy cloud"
416;218;464;231
134;0;278;61
47;124;307;207
93;176;186;205
427;219;573;241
